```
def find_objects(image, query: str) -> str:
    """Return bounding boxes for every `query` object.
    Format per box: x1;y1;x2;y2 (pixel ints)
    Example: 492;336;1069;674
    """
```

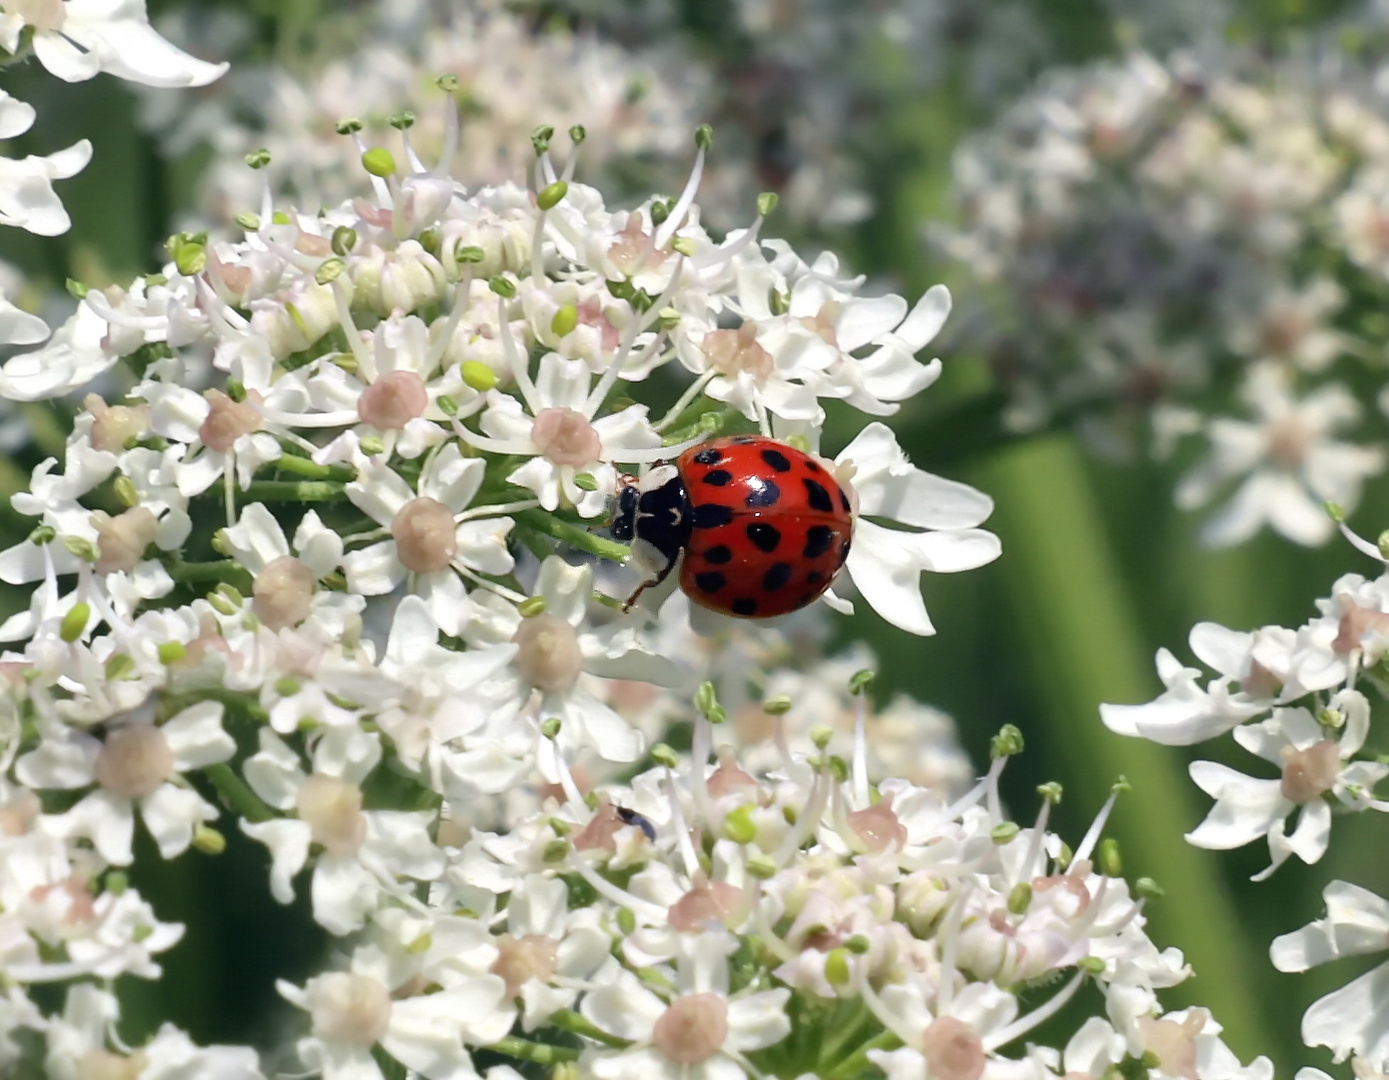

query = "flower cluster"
0;73;1036;1071
938;42;1389;546
1104;517;1389;1069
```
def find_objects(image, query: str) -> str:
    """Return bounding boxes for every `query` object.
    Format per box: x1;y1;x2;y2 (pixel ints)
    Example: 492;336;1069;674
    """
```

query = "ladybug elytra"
611;435;853;619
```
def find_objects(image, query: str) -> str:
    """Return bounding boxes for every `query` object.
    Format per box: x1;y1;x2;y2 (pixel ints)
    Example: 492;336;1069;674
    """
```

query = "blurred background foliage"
1;0;1383;1075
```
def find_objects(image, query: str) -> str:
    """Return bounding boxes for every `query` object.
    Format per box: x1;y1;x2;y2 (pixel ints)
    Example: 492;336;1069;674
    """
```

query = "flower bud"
653;994;727;1065
200;389;261;452
91;507;158;575
513;613;583;693
532;407;602;467
85;394;150;453
358;370;428;430
96;725;174;800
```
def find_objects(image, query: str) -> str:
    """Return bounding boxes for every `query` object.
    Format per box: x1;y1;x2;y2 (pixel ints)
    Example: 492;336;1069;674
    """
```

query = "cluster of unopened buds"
1105;514;1389;1071
940;42;1389;548
0;77;1271;1078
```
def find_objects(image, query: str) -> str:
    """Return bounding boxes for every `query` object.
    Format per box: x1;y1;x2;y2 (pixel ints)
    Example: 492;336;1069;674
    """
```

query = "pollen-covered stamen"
531;407;602;467
95;725;175;800
921;1017;986;1080
1280;740;1341;803
668;874;742;932
91;507;158;575
84;394;149;452
200;389;262;452
704;322;773;382
391;497;458;574
1136;1011;1206;1080
652;993;728;1065
358;369;429;430
296;773;368;857
310;972;393;1046
847;794;908;854
253;555;316;630
490;933;559;997
513;613;584;694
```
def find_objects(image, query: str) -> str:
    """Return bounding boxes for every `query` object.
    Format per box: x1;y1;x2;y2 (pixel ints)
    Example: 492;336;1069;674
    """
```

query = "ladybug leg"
623;559;676;613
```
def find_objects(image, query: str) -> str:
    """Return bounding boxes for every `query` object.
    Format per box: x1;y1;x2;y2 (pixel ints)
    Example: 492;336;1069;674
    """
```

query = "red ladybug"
611;435;853;618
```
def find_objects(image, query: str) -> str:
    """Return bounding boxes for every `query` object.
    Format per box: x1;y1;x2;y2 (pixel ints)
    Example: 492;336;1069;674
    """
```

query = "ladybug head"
609;484;640;544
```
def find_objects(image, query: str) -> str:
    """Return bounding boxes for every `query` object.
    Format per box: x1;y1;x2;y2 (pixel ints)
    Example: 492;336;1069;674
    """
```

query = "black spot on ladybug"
692;504;734;529
806;570;823;584
703;545;733;564
760;448;792;473
693;447;723;465
839;489;852;514
803;478;833;513
745;478;781;508
731;435;756;444
803;525;835;558
701;469;732;486
746;522;781;552
804;459;821;472
762;562;792;591
617;806;656;840
695;571;726;593
732;597;758;616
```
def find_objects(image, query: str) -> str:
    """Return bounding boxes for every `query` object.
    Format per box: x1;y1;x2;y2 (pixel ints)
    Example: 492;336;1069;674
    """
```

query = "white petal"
1300;960;1389;1064
164;700;235;770
240;818;311;904
843;520;934;635
140;783;216;859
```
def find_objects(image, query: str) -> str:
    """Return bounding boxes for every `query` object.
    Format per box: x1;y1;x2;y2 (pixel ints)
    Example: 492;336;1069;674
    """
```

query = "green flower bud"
671;236;694;257
1037;782;1063;804
192;825;226;855
783;433;811;454
569;125;587;145
824;948;851;986
991;724;1025;759
234;212;261;232
361;147;397;177
616;906;637;934
991;822;1020;843
105;871;129;895
61;603;90;643
225;378;246;403
1135;877;1164;899
809;724;834;751
551;303;579;338
768;289;790;316
406;933;432;955
722;805;756;844
651;743;679;768
275;676;302;696
105;653;136;681
157;641;186;665
573;472;598;492
542;839;569;863
65;278;89;299
113;476;139;508
1007;882;1032;914
540;716;561;739
757;192;779;217
335;118;363;135
175;242;206;277
315;258;346;286
531;125;555;155
849;669;875;695
29;525;55;545
436;74;460;93
519;596;548;618
244;149;271;169
1099;838;1122;877
461;360;498;391
437;394;459;416
455;244;485;264
63;536;99;562
271;211;290;225
695;124;713;151
537;181;568;211
762;694;792;715
388;111;416;130
745;853;776;879
359;435;386;455
1079;955;1107;974
488;275;517;298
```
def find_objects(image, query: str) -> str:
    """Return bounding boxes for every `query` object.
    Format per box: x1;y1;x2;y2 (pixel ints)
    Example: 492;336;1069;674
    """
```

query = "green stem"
816;1000;876;1070
166;559;250;586
241;480;348;502
491;1037;580;1064
515;509;630;563
661;406;743;446
824;1029;901;1080
550;1009;630;1048
203;763;275;823
272;451;354;482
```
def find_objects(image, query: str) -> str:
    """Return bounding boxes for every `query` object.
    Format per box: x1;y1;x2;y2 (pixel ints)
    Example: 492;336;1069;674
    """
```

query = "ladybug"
611;435;853;619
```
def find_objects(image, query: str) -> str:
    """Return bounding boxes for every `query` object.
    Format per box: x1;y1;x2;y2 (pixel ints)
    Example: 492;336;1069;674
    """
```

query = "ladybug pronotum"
611;435;854;619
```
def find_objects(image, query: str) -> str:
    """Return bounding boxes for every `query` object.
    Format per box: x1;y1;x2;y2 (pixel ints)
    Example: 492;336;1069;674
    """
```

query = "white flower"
1272;880;1389;1065
1101;622;1293;745
343;443;516;637
1185;692;1387;879
1174;363;1384;547
15;701;233;864
824;422;1000;635
0;90;91;236
581;932;791;1080
240;724;444;934
9;0;229;87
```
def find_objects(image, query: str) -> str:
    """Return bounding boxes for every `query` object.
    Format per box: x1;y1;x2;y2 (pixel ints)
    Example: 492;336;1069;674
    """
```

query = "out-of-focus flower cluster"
1105;517;1389;1071
939;41;1389;547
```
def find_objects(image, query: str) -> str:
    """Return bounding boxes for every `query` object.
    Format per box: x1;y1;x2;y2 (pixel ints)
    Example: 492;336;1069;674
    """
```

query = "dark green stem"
241;480;349;502
166;559;250;586
816;1001;876;1070
491;1037;580;1064
515;509;630;563
203;763;276;823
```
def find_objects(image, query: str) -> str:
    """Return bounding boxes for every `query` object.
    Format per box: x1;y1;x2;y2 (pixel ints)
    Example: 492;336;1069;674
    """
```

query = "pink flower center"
296;773;367;857
490;934;559;997
1136;1012;1205;1080
253;556;316;630
91;507;158;575
668;876;742;932
358;370;429;430
1280;740;1341;803
391;497;458;574
847;795;908;853
921;1016;985;1080
85;393;149;453
704;322;772;382
531;407;602;467
652;993;728;1065
310;972;393;1046
200;389;262;452
95;725;174;800
512;613;583;693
